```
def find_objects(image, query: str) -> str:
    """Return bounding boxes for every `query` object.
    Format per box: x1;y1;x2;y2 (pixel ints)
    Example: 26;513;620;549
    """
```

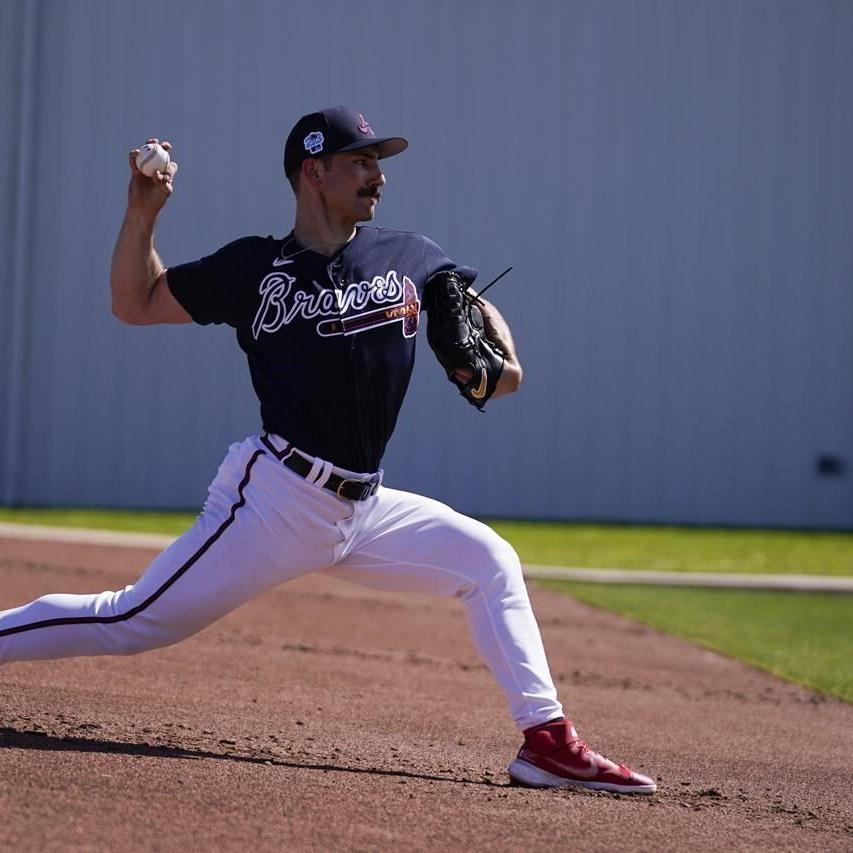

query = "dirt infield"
1;537;851;852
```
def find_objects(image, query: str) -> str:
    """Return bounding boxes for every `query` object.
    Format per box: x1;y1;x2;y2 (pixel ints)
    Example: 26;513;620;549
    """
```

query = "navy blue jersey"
167;226;477;472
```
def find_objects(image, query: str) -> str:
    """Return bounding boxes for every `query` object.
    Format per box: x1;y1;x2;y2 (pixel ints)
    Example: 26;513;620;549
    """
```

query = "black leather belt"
261;436;380;501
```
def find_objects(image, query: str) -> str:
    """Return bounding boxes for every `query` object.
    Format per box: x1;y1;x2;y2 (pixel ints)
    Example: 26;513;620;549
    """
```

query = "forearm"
110;212;164;321
476;297;523;398
111;139;179;323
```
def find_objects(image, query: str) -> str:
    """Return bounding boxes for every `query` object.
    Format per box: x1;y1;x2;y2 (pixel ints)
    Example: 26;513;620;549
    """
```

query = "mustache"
357;186;382;199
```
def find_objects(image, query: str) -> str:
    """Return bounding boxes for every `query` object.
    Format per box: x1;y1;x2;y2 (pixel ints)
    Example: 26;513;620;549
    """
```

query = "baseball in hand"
135;143;171;177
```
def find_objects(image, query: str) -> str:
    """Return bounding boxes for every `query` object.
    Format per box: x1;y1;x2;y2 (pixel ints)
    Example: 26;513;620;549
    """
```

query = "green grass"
487;520;853;576
542;581;853;703
0;507;196;536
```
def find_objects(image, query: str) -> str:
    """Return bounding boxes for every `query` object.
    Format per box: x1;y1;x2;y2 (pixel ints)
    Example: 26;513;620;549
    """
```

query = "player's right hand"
126;137;179;217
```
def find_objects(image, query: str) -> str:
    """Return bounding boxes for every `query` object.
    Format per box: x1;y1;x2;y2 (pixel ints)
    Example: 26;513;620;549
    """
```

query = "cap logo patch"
303;131;325;154
357;114;374;136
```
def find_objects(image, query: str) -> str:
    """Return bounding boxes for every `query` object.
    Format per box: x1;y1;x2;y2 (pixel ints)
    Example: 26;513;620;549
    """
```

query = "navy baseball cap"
284;106;408;177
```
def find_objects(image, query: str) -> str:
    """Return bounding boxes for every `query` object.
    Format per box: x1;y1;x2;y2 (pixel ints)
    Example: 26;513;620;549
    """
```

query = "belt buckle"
336;476;379;501
336;478;366;501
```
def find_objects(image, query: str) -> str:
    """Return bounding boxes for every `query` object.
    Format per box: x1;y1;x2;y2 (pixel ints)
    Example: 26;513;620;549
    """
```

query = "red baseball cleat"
508;719;657;794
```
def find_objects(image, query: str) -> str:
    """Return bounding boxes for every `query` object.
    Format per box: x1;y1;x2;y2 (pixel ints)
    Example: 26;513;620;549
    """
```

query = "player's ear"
303;157;323;188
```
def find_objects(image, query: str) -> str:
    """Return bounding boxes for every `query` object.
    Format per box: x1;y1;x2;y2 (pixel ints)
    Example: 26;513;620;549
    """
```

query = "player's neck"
292;212;356;258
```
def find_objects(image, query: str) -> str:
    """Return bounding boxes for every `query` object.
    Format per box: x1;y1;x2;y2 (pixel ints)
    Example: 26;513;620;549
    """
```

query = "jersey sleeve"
420;236;478;289
166;237;259;327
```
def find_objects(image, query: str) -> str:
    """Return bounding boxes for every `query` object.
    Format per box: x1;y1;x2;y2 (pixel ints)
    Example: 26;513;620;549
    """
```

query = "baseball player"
0;107;655;794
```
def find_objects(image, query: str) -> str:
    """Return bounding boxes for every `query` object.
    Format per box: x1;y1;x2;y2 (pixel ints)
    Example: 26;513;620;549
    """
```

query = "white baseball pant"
0;434;563;730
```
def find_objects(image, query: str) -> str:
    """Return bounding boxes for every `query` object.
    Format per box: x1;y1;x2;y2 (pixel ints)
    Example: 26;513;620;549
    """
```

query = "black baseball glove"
423;270;505;410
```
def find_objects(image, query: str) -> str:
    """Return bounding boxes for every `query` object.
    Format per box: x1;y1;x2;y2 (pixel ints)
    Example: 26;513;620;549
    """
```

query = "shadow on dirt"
0;727;502;788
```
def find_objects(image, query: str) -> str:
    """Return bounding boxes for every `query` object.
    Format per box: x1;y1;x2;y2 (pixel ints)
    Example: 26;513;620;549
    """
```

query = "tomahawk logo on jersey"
251;269;419;340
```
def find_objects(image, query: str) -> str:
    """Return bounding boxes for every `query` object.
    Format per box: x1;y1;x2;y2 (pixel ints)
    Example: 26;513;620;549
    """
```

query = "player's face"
320;148;386;223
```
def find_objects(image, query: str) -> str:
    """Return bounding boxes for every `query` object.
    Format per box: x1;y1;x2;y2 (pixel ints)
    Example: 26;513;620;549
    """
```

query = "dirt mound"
1;537;851;851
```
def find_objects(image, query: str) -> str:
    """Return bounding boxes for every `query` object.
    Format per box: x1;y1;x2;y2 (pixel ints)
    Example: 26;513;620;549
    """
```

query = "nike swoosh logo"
272;257;292;267
520;750;606;780
558;759;605;779
470;371;488;399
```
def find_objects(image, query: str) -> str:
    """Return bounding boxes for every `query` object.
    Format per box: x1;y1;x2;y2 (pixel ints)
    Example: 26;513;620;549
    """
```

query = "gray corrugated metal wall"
1;0;36;510
1;0;851;527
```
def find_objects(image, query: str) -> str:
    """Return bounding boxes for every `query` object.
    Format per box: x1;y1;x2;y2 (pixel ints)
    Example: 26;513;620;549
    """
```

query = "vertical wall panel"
0;1;25;499
2;0;852;528
0;0;39;504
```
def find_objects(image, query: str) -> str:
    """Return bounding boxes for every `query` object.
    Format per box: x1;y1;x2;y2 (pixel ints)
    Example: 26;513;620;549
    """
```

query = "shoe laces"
568;736;595;761
568;737;628;774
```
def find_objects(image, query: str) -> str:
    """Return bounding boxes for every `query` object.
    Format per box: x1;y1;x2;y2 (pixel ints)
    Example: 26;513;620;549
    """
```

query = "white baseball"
135;142;171;177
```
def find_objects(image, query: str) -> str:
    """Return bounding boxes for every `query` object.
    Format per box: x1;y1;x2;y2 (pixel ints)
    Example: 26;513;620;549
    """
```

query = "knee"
96;604;198;656
100;618;185;656
462;532;527;599
98;582;212;655
86;589;175;655
491;535;524;579
493;539;527;594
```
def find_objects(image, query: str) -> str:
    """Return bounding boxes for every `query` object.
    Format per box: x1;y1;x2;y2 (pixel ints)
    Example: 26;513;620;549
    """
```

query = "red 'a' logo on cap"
357;114;374;136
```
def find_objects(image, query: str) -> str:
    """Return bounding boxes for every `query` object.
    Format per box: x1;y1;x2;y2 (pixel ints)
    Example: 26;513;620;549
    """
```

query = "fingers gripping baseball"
127;137;179;215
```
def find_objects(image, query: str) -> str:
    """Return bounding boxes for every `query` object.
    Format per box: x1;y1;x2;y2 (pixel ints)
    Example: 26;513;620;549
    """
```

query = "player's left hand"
446;288;524;403
424;271;506;410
